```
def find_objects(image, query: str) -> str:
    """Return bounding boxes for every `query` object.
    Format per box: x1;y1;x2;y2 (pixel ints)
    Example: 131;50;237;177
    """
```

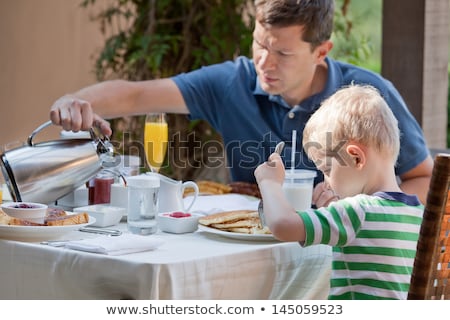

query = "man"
50;0;433;205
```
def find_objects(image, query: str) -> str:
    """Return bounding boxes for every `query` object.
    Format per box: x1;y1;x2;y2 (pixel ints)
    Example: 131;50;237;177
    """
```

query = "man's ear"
346;144;366;169
314;40;333;63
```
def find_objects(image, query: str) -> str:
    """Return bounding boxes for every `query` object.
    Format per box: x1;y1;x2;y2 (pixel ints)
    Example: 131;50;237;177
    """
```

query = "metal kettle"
0;121;117;204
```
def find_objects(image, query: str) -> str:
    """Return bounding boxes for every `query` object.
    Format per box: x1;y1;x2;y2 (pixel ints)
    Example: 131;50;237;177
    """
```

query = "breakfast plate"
198;225;278;242
0;216;96;242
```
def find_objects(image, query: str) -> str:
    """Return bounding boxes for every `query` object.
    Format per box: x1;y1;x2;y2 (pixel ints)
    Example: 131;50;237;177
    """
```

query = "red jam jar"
91;171;115;204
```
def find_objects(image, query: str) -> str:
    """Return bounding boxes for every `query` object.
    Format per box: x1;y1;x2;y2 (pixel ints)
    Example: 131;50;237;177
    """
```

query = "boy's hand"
313;181;340;207
255;153;285;185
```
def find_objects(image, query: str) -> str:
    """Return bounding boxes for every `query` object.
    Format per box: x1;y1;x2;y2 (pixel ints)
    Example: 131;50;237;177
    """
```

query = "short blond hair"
303;84;400;164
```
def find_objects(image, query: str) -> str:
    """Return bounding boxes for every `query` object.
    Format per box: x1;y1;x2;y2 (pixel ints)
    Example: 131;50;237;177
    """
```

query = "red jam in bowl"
12;203;40;209
164;211;192;218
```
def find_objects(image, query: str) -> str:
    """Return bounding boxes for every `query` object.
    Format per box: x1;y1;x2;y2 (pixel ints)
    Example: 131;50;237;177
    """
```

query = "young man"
49;0;432;206
254;85;424;299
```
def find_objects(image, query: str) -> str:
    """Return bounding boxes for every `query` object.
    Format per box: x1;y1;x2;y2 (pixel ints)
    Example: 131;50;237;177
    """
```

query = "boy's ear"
346;144;366;169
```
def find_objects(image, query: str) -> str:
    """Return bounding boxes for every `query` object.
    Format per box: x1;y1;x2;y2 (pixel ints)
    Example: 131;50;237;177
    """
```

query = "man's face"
252;21;322;105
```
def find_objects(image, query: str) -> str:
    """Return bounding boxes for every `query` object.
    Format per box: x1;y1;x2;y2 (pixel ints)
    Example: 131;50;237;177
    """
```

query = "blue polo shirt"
172;56;429;183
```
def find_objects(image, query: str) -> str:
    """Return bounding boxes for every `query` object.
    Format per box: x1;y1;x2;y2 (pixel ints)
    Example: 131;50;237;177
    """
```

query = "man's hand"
50;96;112;136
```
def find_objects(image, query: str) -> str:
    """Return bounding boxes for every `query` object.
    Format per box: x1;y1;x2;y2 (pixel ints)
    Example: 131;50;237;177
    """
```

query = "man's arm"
50;78;187;135
399;155;434;204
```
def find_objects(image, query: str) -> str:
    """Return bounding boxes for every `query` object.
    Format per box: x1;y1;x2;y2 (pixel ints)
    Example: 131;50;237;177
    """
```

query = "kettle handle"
27;120;53;146
27;121;98;146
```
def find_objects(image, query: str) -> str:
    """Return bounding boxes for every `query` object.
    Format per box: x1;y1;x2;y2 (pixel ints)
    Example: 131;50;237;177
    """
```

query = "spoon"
258;141;285;227
274;141;285;155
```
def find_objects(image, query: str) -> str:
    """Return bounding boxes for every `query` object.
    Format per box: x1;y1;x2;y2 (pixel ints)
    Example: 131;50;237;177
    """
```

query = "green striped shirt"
299;192;423;300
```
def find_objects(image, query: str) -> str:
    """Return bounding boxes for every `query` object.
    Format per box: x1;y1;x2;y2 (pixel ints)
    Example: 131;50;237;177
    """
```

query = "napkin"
64;234;164;255
184;194;259;215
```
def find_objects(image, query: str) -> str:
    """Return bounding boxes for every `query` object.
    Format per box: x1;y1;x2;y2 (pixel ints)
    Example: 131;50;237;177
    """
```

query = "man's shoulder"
328;58;385;84
173;56;256;83
220;56;256;77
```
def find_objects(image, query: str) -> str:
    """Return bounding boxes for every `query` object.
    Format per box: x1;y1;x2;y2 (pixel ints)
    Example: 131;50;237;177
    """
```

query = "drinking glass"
144;113;168;173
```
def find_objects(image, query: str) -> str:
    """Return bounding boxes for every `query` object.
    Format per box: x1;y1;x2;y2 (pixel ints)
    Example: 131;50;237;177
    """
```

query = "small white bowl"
1;202;48;224
157;211;201;234
73;204;125;227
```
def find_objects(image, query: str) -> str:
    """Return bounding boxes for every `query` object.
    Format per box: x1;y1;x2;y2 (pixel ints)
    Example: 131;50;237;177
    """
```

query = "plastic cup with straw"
283;129;317;211
290;130;297;181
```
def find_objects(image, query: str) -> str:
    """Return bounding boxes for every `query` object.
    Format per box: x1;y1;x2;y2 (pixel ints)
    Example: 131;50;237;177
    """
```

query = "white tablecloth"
0;223;331;300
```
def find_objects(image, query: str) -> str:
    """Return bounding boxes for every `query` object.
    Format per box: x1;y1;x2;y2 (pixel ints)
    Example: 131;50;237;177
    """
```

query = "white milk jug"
147;173;199;213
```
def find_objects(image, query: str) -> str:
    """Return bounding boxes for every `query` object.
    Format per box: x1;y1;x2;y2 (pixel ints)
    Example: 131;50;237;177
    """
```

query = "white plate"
0;216;96;242
198;225;278;242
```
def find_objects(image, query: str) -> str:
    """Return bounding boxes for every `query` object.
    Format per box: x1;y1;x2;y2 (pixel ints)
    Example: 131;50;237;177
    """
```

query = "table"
0;223;331;300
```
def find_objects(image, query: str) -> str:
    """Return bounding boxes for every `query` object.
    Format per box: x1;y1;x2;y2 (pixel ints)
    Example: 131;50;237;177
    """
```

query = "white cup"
74;185;89;206
56;185;88;208
110;183;128;209
282;169;317;211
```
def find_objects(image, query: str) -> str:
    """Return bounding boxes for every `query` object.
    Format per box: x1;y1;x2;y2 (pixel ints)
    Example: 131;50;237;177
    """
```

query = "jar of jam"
91;171;115;204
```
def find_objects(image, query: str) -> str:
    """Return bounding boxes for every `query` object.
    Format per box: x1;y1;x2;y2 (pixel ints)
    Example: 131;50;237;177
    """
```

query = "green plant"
81;0;254;181
330;0;374;66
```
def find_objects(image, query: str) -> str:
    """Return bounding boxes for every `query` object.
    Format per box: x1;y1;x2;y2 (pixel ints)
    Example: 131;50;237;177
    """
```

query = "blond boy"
255;85;424;299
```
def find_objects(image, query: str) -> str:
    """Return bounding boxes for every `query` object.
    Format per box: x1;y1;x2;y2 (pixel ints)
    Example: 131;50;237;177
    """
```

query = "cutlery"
258;200;266;228
79;227;122;236
274;141;285;154
40;240;80;247
259;141;285;227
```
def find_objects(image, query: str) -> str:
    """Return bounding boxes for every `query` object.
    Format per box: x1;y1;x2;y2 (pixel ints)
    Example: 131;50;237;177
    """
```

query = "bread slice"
46;212;89;226
0;210;12;225
184;180;233;196
4;209;89;226
198;210;258;226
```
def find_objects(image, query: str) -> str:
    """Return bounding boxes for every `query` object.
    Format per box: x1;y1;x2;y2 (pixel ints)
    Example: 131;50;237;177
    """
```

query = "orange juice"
144;122;168;172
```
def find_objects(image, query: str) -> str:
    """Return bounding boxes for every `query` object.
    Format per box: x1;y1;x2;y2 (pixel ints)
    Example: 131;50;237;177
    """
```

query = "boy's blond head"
303;84;400;164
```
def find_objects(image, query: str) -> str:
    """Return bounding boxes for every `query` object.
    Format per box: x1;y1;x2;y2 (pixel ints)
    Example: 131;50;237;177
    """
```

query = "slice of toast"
5;210;89;226
45;212;89;226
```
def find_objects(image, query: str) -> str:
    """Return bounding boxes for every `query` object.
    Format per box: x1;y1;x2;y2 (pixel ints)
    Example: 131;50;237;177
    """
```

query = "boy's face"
252;21;329;105
314;149;365;199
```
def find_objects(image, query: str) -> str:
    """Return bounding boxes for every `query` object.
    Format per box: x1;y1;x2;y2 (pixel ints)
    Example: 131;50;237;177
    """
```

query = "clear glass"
144;113;168;173
127;184;159;235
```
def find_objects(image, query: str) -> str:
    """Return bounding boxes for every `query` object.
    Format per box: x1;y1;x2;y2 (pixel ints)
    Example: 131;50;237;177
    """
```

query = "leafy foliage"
81;0;254;180
330;0;373;66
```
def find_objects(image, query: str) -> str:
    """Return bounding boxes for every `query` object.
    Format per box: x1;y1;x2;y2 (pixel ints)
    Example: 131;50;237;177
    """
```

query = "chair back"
408;153;450;299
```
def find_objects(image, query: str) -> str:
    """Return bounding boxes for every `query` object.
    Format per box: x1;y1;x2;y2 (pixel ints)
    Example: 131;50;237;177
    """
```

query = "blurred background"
0;0;106;147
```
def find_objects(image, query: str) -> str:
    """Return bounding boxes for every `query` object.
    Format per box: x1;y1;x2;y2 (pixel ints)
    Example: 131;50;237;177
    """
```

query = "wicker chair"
408;153;450;299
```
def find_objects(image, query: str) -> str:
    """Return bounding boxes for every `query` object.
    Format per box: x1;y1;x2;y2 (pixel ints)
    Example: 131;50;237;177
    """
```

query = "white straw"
291;130;296;174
